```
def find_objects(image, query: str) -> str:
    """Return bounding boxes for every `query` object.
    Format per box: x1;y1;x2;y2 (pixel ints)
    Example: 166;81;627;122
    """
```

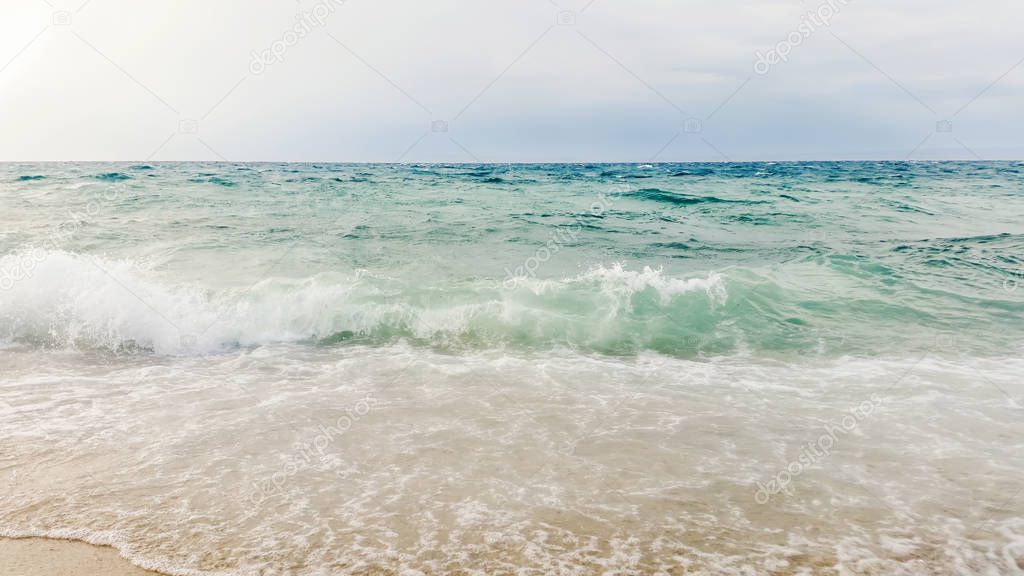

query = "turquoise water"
1;162;1023;575
1;162;1022;357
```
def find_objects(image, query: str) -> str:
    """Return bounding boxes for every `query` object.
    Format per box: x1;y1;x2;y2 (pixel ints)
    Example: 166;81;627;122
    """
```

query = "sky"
1;0;1022;162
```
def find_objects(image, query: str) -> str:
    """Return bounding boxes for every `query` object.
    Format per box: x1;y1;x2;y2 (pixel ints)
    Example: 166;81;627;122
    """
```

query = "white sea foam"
1;347;1021;575
575;263;727;305
0;251;727;355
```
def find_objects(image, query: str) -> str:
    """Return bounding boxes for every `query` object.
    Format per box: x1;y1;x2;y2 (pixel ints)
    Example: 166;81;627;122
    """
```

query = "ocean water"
0;162;1022;575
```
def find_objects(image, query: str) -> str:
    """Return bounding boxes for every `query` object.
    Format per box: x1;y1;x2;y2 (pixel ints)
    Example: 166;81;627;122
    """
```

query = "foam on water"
0;250;730;355
1;346;1022;575
2;248;1018;359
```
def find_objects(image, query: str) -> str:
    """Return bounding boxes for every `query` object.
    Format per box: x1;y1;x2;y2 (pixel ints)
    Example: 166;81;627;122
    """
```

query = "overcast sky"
1;0;1022;162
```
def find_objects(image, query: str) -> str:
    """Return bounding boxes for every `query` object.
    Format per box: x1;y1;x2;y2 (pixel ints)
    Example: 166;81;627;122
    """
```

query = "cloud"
1;0;1021;160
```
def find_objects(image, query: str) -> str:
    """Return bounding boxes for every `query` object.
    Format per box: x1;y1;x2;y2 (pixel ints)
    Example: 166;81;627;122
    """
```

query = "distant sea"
1;162;1022;574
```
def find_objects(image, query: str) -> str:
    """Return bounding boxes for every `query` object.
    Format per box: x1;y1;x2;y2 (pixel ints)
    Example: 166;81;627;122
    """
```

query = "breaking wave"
0;250;729;355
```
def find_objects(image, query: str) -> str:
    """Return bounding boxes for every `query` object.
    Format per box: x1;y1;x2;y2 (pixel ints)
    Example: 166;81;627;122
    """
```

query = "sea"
1;162;1022;575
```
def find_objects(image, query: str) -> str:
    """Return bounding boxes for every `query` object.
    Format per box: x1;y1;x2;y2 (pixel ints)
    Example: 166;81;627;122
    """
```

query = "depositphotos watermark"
501;185;628;289
754;393;881;504
249;0;347;75
0;182;129;291
754;0;850;75
241;394;377;507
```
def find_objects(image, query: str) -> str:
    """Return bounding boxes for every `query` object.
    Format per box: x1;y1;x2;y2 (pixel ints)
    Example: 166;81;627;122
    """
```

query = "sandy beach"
0;537;162;576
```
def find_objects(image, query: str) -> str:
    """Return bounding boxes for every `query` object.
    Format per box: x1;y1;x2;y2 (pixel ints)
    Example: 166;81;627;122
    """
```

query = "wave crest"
0;251;726;355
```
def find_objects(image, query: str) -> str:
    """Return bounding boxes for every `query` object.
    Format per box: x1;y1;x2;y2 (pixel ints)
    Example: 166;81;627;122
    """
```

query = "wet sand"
0;537;163;576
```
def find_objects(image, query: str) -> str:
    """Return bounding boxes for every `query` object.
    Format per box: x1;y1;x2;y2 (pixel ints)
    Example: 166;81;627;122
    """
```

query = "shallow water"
1;162;1022;574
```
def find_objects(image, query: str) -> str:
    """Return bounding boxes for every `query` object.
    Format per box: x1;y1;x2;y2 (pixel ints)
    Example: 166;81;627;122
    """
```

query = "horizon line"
2;159;1023;165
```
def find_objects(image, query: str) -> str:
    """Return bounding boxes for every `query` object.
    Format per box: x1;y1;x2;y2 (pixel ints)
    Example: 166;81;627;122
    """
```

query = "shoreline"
0;537;166;576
